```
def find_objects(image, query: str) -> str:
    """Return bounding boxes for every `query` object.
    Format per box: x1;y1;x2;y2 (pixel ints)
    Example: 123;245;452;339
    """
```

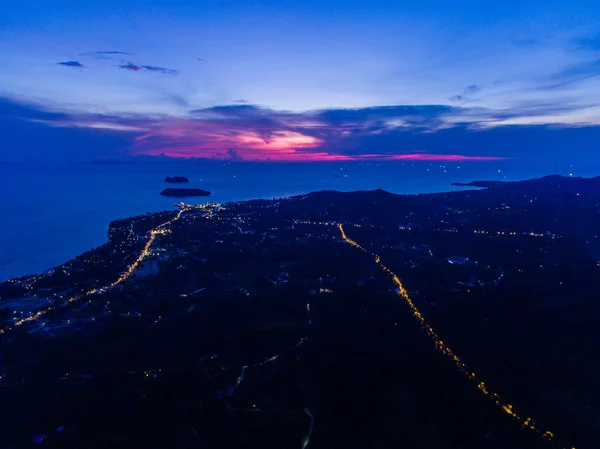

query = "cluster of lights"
471;230;553;237
293;219;557;242
337;224;574;449
0;209;187;335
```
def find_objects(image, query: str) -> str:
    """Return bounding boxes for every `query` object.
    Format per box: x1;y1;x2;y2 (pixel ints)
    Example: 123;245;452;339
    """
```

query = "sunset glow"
115;115;509;161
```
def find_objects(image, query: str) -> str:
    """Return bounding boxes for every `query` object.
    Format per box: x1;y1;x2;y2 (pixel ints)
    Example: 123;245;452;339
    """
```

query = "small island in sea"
164;176;189;183
160;188;211;197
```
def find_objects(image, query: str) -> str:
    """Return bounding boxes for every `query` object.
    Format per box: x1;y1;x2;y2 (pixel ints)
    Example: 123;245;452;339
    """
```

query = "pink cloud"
126;117;508;161
131;119;327;160
30;102;509;162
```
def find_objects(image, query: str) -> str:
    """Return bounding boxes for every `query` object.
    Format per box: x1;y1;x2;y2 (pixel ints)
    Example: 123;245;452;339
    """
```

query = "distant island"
451;174;587;189
160;188;211;197
164;176;189;183
452;180;504;188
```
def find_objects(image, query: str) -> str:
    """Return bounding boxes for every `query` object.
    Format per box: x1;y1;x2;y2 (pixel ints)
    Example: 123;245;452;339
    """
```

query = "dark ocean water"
0;160;593;281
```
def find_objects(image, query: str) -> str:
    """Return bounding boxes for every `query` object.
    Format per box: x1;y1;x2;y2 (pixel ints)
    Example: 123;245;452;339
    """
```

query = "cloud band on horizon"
3;97;600;163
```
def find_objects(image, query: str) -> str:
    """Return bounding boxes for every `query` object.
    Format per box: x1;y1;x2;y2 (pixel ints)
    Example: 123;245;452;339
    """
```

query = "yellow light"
336;223;571;449
1;209;186;335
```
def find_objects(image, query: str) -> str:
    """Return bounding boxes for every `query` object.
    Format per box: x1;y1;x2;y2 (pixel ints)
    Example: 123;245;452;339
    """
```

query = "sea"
0;160;595;281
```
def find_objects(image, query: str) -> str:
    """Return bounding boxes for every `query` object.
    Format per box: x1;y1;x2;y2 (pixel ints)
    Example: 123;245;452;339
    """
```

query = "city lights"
0;208;187;335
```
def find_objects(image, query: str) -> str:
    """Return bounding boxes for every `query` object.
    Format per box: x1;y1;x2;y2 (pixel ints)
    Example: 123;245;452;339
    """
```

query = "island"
451;180;504;188
160;188;211;197
164;176;189;183
451;174;592;190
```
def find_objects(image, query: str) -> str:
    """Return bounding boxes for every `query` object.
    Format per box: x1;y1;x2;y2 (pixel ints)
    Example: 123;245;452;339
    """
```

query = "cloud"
57;61;85;69
30;119;146;132
215;148;244;161
124;104;510;160
141;65;178;75
545;59;600;89
118;62;178;74
0;98;135;162
79;51;132;58
119;62;142;72
449;84;481;102
232;99;249;104
4;97;600;163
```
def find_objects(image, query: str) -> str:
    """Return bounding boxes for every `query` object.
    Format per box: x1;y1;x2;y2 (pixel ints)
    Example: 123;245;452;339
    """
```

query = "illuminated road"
0;208;187;335
301;408;315;449
337;223;575;449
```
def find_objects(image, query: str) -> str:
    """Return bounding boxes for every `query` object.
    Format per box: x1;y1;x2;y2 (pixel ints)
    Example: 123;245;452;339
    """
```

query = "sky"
1;0;600;162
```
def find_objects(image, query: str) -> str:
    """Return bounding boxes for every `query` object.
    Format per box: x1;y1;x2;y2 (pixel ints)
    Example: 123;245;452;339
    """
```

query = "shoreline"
0;167;593;282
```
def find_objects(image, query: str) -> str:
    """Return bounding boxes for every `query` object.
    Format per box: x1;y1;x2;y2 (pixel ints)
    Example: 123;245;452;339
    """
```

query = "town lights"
1;209;187;335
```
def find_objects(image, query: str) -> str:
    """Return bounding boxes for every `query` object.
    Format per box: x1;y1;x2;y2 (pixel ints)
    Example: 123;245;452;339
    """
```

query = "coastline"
0;162;590;282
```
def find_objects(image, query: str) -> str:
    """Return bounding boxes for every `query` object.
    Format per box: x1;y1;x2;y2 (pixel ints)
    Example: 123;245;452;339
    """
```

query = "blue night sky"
1;0;600;162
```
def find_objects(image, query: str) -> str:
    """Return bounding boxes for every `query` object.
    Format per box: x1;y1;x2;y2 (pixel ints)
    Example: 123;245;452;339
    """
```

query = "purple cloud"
57;61;85;69
119;62;142;72
215;148;244;161
118;63;178;74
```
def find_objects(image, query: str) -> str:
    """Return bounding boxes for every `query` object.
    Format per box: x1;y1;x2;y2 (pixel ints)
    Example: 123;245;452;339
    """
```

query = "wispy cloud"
57;61;85;69
449;84;481;102
119;62;178;74
545;59;600;89
119;62;142;72
141;65;178;75
79;51;132;58
30;119;146;132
